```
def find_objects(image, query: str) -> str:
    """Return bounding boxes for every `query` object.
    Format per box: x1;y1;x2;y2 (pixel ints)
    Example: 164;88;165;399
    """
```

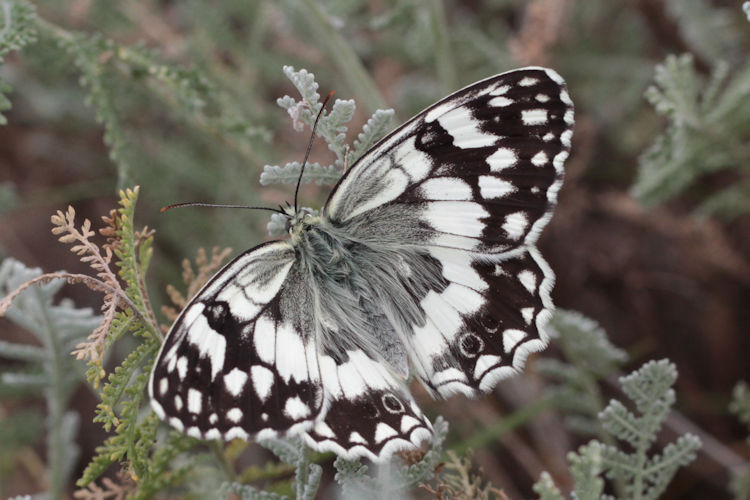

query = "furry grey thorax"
287;209;446;377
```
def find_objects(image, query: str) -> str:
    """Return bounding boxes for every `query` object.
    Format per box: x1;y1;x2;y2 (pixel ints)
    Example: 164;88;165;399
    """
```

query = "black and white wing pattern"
323;66;573;397
150;66;573;462
149;242;324;441
304;349;432;461
149;241;433;458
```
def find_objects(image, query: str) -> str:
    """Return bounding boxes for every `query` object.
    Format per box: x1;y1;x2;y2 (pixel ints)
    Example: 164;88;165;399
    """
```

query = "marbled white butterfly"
149;67;574;461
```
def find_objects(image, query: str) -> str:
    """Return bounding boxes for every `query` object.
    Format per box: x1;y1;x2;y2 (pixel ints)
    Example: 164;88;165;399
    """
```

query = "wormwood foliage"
262;66;394;238
632;53;750;218
730;382;750;499
260;66;395;188
0;188;199;499
0;259;100;500
534;360;701;500
537;310;628;438
0;0;37;124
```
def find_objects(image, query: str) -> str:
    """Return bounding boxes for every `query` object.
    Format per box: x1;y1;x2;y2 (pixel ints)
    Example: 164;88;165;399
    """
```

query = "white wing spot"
518;270;538;294
251;365;275;402
284;396;311;420
503;329;526;352
432;367;468;385
437;106;497;149
502;212;529;240
225;427;249;440
374;422;399;443
187;316;226;381
522;109;548;125
253;313;276;364
205;428;221;440
176;356;188;381
158;378;168;396
535;94;550;102
261;413;269;421
474;354;502;379
560;89;573;105
349;431;368;444
424;201;489;238
486;148;518;172
275;321;309;383
209;413;218;424
564;109;575;125
521;307;535;325
490;84;510;95
314;421;336;439
224;367;248;397
187;388;202;414
519;76;539;86
227;408;243;423
543;132;555;141
554;150;570;173
489;96;513;107
174;395;183;411
169;417;184;432
561;129;573;147
478;175;516;199
400;415;422;434
531;151;548;167
420;177;473;201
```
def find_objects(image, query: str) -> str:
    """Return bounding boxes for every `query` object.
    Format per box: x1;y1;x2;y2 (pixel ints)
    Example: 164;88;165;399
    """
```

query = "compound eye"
285;218;293;233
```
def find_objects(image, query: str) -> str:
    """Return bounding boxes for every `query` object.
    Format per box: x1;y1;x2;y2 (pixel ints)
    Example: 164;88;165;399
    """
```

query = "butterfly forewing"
149;242;324;440
325;67;573;254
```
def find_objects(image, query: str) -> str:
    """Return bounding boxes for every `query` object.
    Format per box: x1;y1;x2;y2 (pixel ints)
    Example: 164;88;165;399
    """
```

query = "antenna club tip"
160;206;169;213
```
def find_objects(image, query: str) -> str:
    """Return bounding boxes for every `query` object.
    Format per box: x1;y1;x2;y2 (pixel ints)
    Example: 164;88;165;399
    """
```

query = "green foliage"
632;53;750;218
0;258;100;500
72;188;198;498
262;66;395;197
535;360;701;500
0;0;37;124
535;442;605;500
538;310;627;437
730;382;750;499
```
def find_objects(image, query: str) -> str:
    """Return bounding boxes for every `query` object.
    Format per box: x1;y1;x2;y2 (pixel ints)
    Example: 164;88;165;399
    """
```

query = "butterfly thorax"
285;213;427;375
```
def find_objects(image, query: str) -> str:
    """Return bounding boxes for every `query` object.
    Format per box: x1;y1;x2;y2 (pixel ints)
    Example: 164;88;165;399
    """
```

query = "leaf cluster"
260;66;394;205
632;53;750;218
537;310;627;437
535;360;701;500
0;0;37;123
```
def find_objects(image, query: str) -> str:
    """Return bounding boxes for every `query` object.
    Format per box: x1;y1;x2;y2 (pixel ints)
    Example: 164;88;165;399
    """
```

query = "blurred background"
1;0;749;498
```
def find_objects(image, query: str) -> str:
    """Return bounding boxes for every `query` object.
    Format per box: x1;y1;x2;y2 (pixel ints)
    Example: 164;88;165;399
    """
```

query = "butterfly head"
286;207;320;240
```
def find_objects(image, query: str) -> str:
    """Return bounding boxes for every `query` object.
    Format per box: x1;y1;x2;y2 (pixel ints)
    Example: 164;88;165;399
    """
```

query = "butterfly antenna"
161;202;286;215
293;90;334;214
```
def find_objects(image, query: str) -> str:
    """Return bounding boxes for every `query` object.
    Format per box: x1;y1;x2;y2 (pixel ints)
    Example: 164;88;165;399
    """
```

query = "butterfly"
149;67;574;461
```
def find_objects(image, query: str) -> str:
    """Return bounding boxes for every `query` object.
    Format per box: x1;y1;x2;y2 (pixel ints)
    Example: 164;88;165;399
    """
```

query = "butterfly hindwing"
406;247;554;397
149;242;324;440
303;349;432;461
